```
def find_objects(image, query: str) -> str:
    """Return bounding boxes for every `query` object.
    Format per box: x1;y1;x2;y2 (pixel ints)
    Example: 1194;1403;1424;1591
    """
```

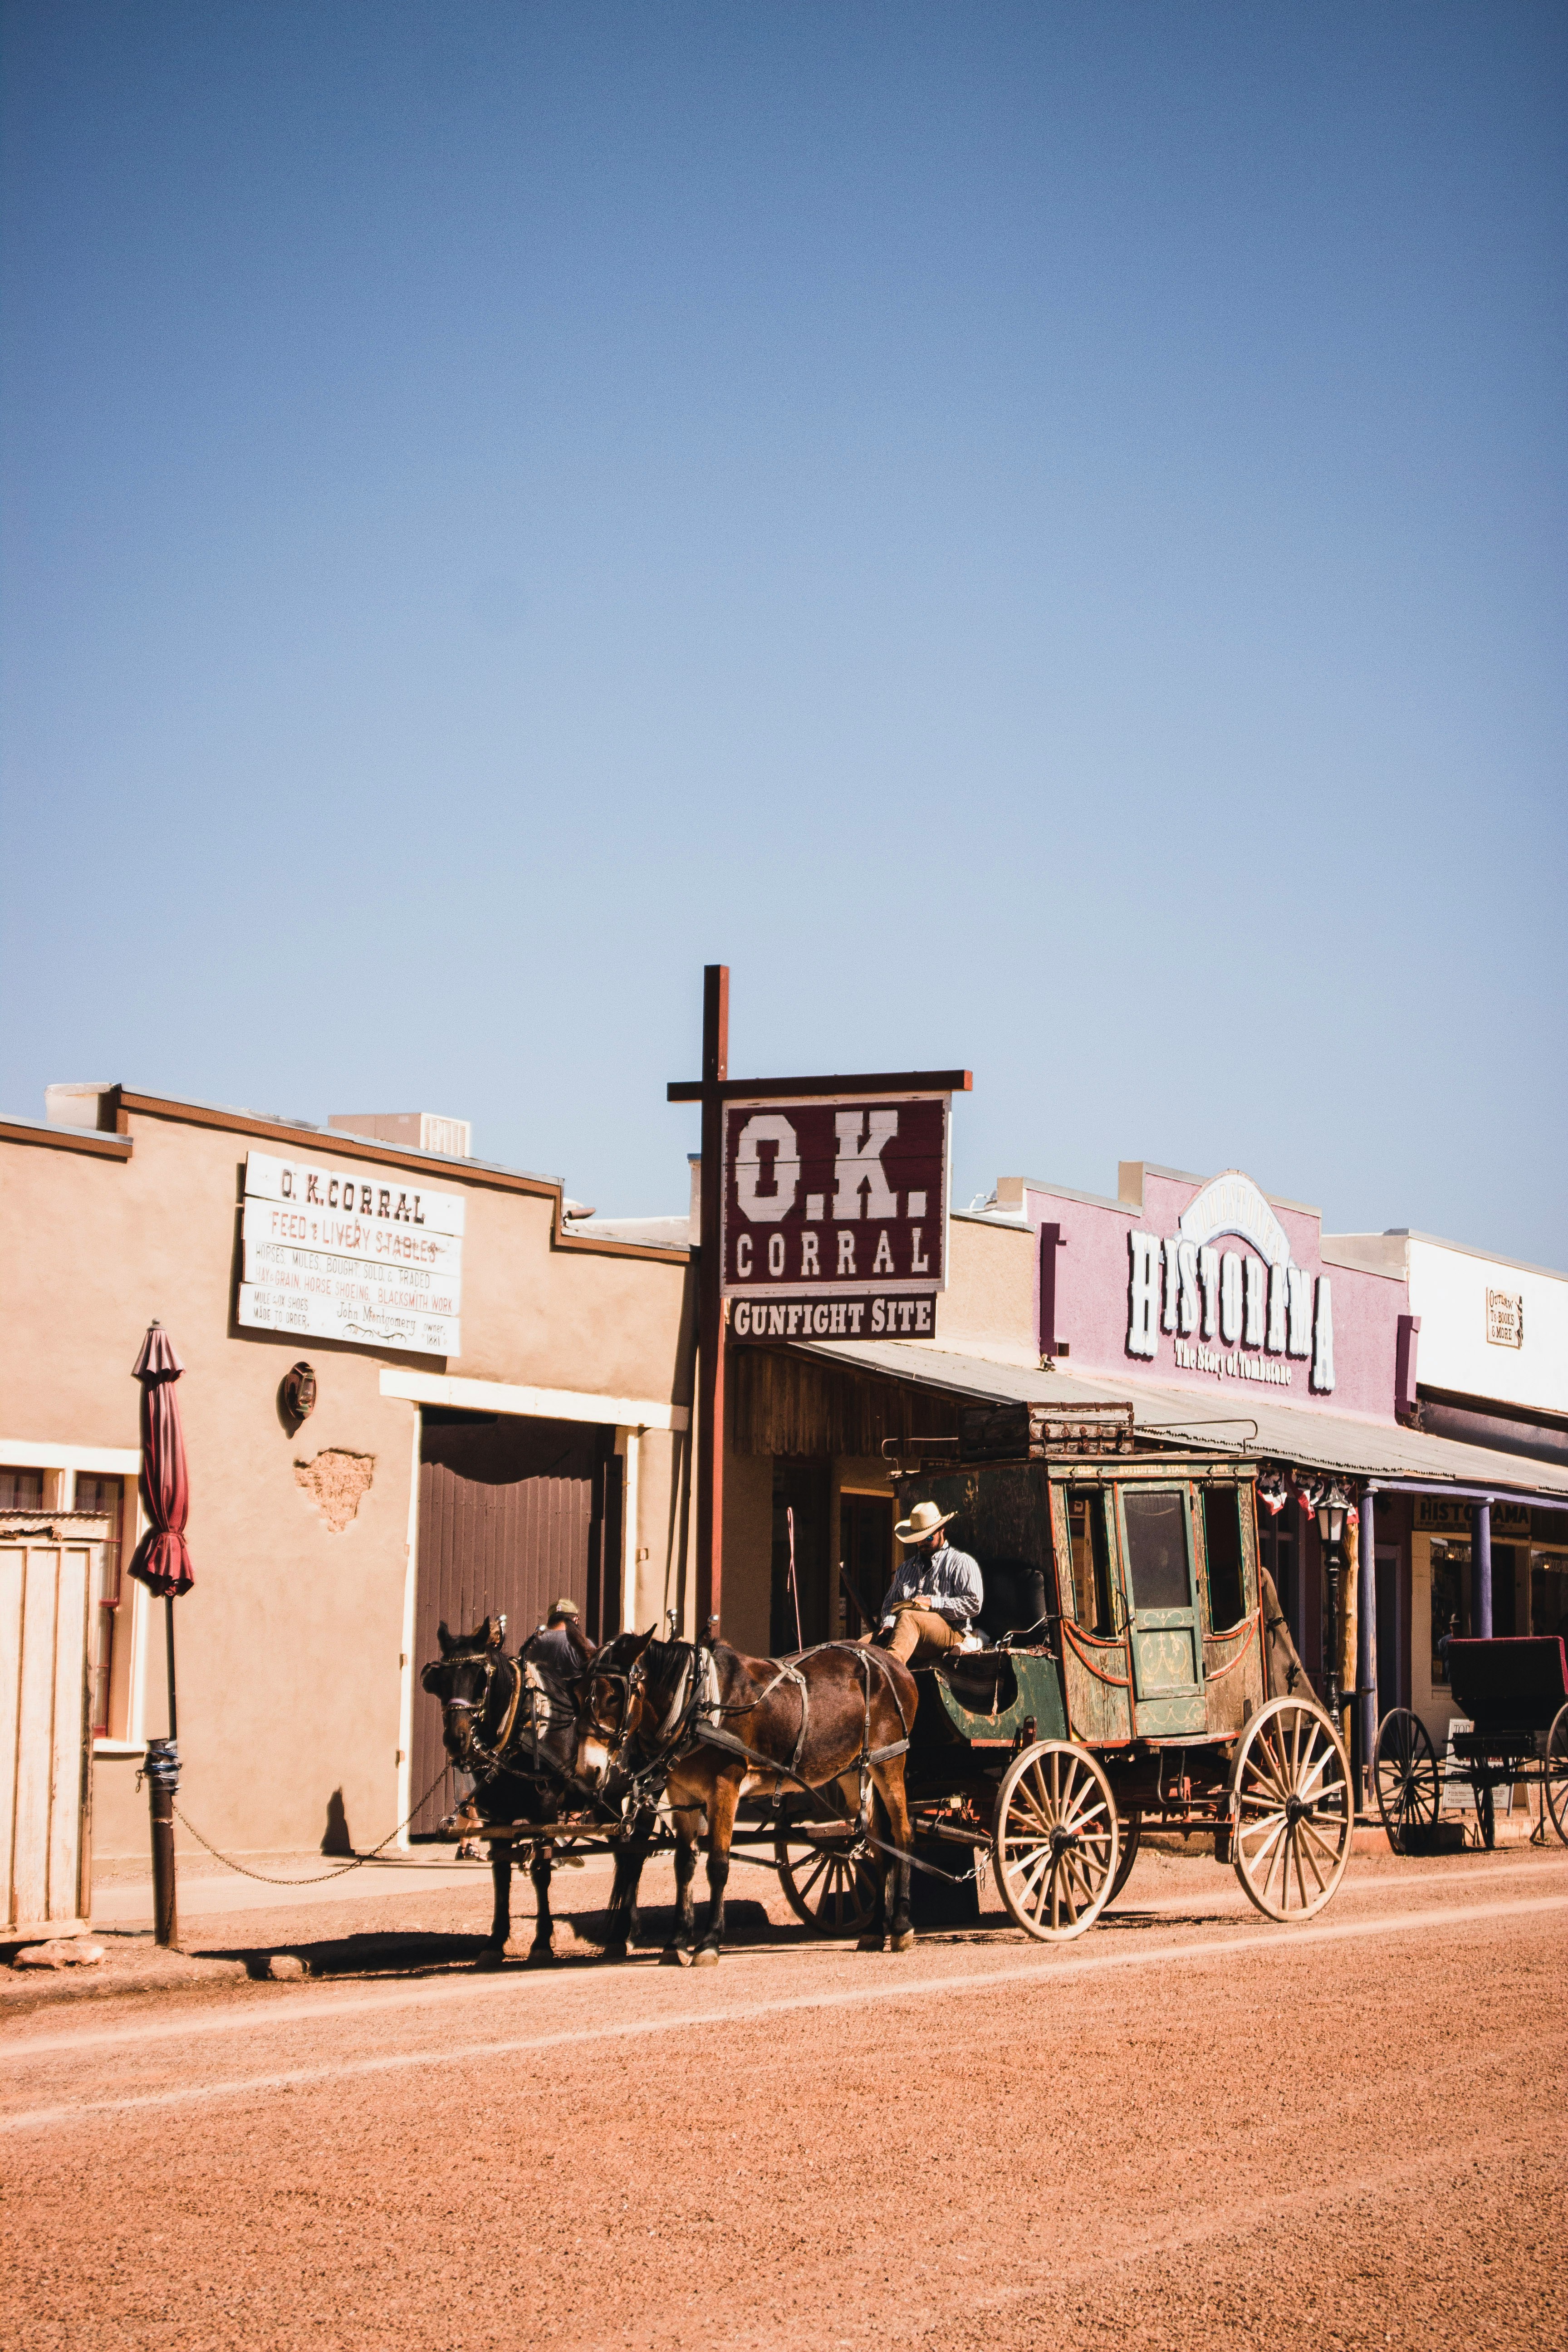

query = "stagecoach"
772;1404;1355;1942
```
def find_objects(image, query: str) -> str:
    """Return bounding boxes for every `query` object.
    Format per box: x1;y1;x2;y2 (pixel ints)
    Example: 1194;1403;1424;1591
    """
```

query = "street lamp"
1316;1489;1349;1721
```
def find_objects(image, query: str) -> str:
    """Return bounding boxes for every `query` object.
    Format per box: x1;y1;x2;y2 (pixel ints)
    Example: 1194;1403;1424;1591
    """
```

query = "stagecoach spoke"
994;1740;1118;1945
1231;1697;1352;1922
774;1825;878;1939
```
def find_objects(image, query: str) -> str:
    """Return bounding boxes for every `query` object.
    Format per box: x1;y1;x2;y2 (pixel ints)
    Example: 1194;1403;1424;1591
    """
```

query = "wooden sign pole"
694;963;729;1639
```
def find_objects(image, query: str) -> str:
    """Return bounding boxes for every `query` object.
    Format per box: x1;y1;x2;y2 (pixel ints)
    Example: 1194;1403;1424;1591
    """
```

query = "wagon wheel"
1547;1705;1568;1848
774;1823;880;1937
1230;1696;1352;1922
1107;1810;1142;1904
992;1740;1119;1942
1373;1709;1440;1854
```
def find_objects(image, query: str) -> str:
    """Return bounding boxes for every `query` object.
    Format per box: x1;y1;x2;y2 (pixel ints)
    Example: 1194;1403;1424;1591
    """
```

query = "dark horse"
421;1615;592;1966
578;1631;918;1966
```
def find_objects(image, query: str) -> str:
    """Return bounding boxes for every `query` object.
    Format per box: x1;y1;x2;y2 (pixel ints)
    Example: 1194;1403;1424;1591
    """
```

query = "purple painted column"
1472;1499;1493;1639
1357;1486;1378;1800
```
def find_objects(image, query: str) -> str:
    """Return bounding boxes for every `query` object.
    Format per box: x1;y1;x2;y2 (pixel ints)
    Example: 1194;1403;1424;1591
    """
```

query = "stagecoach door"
1115;1483;1206;1738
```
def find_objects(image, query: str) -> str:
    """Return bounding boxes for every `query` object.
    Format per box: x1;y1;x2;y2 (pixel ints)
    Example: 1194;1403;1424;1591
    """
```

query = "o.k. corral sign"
722;1093;952;1341
237;1149;464;1357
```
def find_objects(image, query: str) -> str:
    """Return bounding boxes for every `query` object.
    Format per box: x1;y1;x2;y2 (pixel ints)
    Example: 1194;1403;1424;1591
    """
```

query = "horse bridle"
440;1651;524;1779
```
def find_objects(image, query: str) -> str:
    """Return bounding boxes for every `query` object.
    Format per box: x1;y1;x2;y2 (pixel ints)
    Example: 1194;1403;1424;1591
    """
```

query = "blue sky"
2;3;1563;1261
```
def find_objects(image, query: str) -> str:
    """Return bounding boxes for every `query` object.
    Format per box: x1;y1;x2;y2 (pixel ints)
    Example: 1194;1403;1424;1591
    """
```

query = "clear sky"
2;3;1563;1263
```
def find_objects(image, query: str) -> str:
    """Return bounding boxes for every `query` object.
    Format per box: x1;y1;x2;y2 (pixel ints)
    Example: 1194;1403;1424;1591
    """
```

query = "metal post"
143;1738;180;1949
1357;1486;1378;1806
694;963;729;1641
1472;1499;1493;1638
1323;1526;1342;1725
145;1593;181;1947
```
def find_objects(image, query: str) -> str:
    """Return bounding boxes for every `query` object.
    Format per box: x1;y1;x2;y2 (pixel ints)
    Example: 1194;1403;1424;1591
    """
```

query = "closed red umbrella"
129;1323;194;1599
130;1322;194;1945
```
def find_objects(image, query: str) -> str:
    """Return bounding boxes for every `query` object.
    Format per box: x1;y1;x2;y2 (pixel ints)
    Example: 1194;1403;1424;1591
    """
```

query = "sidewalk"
89;1849;520;1930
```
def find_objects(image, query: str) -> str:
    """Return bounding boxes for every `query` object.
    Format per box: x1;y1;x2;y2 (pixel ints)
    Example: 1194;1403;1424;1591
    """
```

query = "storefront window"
0;1468;45;1509
76;1475;125;1737
1531;1552;1568;1642
1430;1539;1467;1685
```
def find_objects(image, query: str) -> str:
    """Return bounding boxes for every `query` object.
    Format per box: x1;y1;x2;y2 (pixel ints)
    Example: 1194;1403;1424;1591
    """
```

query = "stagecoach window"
1067;1488;1115;1635
1200;1486;1246;1632
1122;1490;1191;1615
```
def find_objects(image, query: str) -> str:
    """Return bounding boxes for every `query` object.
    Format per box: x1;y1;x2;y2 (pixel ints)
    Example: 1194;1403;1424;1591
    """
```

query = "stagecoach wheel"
1230;1696;1352;1923
992;1740;1119;1943
774;1824;880;1937
1547;1705;1568;1848
1373;1709;1440;1855
1107;1811;1142;1905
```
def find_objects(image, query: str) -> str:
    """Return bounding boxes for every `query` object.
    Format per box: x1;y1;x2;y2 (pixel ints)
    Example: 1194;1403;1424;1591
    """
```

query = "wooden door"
410;1413;615;1834
1;1521;95;1934
1116;1484;1207;1738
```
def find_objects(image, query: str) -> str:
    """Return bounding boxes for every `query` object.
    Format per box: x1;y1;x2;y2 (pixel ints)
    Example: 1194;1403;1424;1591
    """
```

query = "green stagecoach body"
898;1450;1269;1758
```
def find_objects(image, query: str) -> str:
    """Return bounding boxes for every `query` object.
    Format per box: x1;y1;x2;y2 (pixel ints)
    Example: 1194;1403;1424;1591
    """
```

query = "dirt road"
4;1847;1565;2352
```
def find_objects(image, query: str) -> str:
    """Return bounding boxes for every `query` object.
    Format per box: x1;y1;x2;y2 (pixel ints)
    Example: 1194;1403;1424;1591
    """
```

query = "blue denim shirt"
881;1542;984;1629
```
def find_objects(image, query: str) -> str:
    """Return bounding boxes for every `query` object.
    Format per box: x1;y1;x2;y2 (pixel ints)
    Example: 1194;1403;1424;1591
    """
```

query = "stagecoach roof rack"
882;1399;1141;1471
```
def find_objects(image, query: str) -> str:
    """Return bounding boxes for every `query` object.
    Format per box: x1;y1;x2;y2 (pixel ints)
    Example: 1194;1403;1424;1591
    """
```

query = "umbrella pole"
146;1598;181;1949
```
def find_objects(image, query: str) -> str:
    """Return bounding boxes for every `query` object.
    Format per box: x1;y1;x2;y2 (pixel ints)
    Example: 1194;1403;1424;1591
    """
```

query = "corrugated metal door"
1;1521;95;1935
410;1414;615;1835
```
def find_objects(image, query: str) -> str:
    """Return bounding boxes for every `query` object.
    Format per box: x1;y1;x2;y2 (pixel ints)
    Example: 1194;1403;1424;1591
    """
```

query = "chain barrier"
169;1769;455;1887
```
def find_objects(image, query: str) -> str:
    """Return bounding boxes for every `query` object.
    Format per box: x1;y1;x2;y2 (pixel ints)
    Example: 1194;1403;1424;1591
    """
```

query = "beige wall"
925;1215;1037;1365
0;1107;694;1860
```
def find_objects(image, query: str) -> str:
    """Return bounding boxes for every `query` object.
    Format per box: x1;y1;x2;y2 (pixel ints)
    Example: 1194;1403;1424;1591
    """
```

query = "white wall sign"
1486;1290;1523;1349
237;1150;464;1357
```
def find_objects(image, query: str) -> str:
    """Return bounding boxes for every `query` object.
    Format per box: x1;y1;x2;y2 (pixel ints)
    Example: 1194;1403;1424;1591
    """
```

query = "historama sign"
721;1093;951;1340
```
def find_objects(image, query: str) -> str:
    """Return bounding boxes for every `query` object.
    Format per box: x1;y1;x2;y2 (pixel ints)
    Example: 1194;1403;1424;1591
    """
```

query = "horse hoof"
691;1945;720;1968
890;1928;916;1953
856;1931;886;1953
475;1946;506;1971
527;1942;556;1967
601;1944;629;1965
661;1945;692;1968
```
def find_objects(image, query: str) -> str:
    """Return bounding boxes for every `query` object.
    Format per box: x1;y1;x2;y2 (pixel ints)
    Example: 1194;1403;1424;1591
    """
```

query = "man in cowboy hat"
534;1594;597;1680
865;1499;984;1665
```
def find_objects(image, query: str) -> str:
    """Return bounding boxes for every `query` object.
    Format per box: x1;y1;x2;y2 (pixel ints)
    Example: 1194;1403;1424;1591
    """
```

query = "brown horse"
578;1631;918;1965
420;1615;589;1965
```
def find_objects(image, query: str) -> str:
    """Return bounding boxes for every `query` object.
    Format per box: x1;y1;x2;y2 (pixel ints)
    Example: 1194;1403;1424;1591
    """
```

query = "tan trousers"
864;1604;966;1666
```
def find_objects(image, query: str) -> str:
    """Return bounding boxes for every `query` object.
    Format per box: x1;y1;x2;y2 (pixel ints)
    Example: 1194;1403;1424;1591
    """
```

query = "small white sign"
237;1150;465;1359
1486;1289;1523;1348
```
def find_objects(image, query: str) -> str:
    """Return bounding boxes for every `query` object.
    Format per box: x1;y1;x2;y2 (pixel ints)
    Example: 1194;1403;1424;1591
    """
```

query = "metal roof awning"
785;1338;1568;1508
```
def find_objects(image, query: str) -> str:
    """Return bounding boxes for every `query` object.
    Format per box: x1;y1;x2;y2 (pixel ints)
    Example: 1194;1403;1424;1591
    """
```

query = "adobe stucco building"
1;1086;697;1861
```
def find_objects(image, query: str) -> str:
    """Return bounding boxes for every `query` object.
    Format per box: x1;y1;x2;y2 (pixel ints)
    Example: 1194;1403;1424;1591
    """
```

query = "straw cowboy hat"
894;1499;956;1545
547;1596;581;1620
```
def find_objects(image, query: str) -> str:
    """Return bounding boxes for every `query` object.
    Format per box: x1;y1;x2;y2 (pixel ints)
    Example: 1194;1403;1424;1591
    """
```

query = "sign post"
670;964;969;1640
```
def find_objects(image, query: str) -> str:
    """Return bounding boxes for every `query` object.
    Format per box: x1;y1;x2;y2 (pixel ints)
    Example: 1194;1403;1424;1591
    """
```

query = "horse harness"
593;1638;911;1831
442;1648;578;1786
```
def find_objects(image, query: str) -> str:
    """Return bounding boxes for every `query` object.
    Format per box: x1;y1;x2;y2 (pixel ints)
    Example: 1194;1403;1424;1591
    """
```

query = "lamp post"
1317;1491;1348;1722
